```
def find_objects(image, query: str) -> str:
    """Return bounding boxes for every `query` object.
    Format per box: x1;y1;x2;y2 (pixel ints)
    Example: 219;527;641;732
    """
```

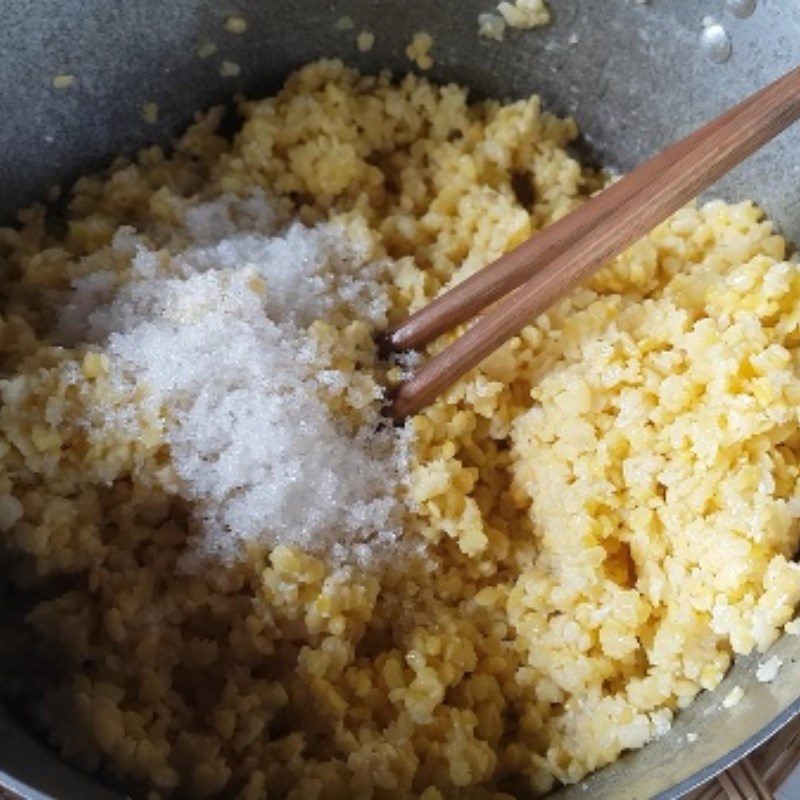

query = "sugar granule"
756;655;782;683
58;191;405;566
722;686;744;708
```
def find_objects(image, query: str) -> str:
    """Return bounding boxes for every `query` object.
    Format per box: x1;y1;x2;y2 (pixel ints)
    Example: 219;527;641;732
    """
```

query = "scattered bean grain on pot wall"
405;32;434;70
479;0;550;41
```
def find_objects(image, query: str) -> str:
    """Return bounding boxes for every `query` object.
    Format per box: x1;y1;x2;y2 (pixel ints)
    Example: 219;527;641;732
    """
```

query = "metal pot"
2;1;799;798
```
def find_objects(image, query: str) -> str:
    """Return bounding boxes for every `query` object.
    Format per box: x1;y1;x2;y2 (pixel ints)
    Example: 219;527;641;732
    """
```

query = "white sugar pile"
58;192;406;565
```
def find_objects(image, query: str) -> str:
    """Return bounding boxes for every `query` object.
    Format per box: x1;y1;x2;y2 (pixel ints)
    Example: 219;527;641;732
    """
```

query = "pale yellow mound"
2;59;800;799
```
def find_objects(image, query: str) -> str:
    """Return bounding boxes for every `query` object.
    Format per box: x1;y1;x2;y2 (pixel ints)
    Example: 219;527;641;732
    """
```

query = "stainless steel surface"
1;1;800;799
0;708;121;800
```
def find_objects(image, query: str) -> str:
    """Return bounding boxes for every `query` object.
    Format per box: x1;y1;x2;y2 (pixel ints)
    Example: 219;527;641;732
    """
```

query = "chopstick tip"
375;329;395;361
380;384;409;426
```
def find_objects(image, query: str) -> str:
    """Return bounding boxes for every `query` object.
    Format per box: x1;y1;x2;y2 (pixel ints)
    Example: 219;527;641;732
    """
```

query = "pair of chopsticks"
385;65;800;419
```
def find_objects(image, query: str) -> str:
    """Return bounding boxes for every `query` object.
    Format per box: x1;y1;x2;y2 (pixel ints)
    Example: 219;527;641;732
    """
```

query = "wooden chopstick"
387;83;764;354
388;65;800;419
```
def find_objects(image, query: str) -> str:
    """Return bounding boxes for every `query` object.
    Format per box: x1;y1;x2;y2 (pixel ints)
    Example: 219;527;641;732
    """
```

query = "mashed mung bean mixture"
3;60;800;799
